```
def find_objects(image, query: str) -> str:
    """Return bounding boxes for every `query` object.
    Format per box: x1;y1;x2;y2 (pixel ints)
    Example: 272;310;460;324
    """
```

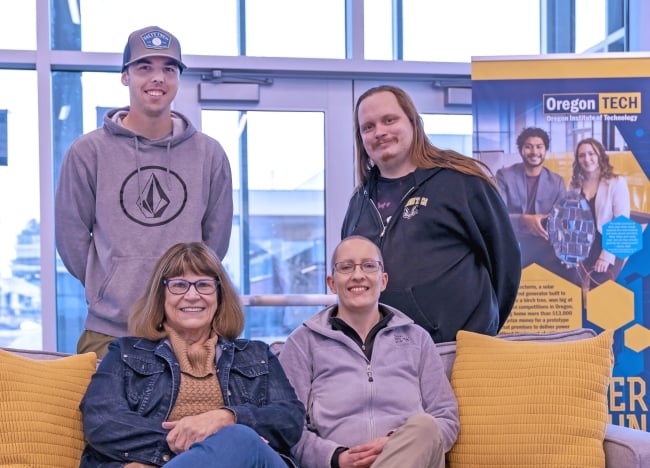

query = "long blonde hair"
353;85;494;188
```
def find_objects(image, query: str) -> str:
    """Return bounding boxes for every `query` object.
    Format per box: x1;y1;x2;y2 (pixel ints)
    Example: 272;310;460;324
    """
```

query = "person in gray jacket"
495;127;573;281
55;26;233;358
279;235;459;468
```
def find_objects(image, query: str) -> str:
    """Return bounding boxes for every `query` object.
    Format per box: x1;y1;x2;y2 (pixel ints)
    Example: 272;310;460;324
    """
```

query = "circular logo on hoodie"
120;165;187;226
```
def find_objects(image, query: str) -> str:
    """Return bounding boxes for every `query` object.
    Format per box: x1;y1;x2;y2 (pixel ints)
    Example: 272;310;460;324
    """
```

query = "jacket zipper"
372;186;417;241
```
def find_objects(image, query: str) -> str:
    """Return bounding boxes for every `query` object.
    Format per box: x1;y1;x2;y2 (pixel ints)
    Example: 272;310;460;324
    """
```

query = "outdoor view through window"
3;0;585;350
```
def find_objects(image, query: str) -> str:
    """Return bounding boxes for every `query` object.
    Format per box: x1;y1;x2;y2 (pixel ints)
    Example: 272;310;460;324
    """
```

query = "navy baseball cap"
122;26;187;72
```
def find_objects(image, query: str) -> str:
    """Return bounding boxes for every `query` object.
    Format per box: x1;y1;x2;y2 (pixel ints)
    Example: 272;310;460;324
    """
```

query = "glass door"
175;76;353;341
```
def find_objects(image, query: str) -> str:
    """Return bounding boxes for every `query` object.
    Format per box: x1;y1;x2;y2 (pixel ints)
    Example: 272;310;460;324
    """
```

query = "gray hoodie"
55;107;233;337
278;304;459;468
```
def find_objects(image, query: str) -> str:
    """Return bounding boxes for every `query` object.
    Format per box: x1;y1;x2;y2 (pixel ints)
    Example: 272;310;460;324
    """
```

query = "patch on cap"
140;29;172;50
122;26;187;72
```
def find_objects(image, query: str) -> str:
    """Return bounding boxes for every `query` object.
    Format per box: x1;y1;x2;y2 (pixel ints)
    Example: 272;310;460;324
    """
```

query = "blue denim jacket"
79;336;305;467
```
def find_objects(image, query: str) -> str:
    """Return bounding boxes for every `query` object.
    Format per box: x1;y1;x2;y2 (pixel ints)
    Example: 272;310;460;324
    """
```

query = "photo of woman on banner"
569;137;631;289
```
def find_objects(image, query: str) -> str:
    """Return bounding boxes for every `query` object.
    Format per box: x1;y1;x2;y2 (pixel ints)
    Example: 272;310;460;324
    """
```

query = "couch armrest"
604;424;650;468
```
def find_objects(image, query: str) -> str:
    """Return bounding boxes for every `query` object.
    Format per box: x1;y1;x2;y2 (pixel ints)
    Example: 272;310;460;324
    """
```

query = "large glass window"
202;110;326;340
0;70;40;349
403;0;541;61
73;1;238;55
69;0;346;59
245;0;345;58
364;0;541;61
2;0;643;352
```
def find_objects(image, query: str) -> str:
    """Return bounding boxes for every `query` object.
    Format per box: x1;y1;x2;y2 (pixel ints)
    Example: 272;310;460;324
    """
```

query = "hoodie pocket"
90;256;159;315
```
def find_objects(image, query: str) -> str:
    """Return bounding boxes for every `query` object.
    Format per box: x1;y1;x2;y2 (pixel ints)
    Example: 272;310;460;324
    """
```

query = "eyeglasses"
333;260;383;275
163;278;220;295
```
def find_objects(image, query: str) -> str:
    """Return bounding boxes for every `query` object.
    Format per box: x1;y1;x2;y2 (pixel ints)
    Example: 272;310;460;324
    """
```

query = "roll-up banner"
472;53;650;431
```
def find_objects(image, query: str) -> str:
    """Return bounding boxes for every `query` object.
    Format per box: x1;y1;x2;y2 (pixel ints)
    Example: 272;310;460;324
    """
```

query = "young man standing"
55;26;233;358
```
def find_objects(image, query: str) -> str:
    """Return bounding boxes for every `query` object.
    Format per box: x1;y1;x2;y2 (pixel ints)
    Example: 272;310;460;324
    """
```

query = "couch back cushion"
0;348;97;467
436;327;598;380
448;329;613;468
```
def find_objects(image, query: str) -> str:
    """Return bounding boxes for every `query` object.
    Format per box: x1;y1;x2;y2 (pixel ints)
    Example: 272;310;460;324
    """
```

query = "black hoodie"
341;166;521;343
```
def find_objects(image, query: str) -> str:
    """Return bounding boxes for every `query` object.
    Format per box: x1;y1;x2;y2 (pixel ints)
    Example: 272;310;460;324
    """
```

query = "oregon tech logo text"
119;166;187;227
543;92;642;114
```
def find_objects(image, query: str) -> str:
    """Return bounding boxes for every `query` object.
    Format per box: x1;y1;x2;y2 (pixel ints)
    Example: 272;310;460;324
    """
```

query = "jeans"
164;424;289;468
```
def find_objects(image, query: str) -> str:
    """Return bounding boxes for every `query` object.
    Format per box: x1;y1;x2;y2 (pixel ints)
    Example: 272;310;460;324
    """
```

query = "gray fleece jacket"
55;107;233;338
278;304;459;468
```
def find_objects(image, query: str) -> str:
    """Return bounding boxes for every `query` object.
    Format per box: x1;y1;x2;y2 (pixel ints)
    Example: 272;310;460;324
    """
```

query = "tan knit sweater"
165;327;224;422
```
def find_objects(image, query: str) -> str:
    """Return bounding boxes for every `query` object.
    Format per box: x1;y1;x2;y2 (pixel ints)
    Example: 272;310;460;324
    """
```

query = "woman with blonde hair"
80;242;305;467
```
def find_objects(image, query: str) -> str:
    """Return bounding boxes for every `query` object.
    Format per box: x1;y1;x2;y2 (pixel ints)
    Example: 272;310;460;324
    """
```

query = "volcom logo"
137;173;170;218
402;196;428;220
120;166;187;227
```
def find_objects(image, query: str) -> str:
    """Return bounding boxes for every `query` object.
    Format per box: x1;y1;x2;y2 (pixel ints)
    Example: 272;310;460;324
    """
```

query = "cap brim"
123;53;187;71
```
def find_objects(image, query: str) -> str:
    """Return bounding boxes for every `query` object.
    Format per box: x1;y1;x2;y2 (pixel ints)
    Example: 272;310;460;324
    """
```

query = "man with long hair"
341;85;520;344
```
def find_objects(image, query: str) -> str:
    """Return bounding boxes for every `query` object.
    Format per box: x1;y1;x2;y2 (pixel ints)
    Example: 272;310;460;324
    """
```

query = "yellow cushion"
0;349;97;468
448;330;613;468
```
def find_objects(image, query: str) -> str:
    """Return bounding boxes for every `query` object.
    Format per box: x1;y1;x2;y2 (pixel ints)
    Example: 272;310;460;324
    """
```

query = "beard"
379;151;398;163
523;156;545;169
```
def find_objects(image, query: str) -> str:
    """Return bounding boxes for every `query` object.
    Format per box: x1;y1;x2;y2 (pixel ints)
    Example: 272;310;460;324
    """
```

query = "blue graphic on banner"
603;216;643;257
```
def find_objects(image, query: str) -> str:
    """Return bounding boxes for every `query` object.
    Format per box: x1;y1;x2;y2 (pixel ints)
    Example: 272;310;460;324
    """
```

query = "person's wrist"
219;407;237;424
331;446;348;468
